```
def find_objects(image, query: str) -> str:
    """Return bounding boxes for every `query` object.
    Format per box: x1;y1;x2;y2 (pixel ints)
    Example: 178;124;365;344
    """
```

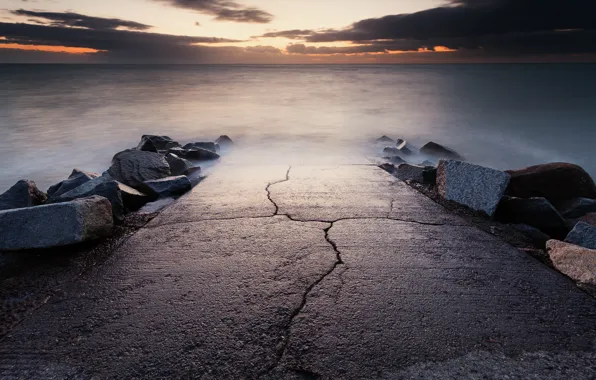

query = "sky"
0;0;595;63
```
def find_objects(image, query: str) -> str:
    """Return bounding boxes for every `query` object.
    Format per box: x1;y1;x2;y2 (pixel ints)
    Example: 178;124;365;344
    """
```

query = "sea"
1;63;595;192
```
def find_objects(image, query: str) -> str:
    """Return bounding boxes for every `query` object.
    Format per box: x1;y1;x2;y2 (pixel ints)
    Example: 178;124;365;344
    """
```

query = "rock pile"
0;134;233;251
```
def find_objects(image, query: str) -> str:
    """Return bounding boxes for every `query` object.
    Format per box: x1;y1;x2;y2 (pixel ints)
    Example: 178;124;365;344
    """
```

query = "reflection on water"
1;64;596;191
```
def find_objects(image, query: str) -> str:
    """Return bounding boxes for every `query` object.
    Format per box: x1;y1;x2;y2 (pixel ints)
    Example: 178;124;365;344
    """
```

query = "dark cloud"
10;9;152;31
263;0;596;57
154;0;273;23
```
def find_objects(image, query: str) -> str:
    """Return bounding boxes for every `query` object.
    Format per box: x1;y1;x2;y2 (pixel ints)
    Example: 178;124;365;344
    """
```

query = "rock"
138;135;180;150
183;142;219;152
117;182;152;212
437;160;510;217
140;176;192;198
419;160;436;167
546;240;596;286
578;212;596;227
376;135;394;143
215;135;233;147
166;153;194;176
396;139;414;155
184;167;204;187
47;169;100;198
0;196;113;251
378;163;396;175
555;198;596;219
511;224;551;248
505;162;596;203
494;197;568;239
383;156;405;165
136;136;158;153
420;142;462;160
169;147;220;161
383;147;400;156
56;175;124;222
107;150;171;188
565;222;596;249
422;167;437;186
396;164;430;183
0;180;47;211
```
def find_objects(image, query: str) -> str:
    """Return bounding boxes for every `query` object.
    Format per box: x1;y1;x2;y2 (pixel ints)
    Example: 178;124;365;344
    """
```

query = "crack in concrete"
266;166;292;215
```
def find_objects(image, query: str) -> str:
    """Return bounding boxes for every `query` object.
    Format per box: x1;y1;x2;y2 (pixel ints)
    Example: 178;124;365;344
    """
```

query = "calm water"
1;64;596;192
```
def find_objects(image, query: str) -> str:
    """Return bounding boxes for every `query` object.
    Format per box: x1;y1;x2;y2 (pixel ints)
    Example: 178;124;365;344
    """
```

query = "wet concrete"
0;159;595;379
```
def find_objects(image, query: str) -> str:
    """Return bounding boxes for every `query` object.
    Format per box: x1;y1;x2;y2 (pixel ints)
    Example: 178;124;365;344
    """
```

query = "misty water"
1;63;596;192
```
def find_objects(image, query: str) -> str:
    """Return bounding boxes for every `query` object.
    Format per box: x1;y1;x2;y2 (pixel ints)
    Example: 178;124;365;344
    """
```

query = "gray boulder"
555;198;596;219
378;163;396;175
546;240;596;286
0;180;47;211
376;135;394;143
437;160;510;217
165;153;194;176
138;135;180;150
136;137;158;153
396;164;425;182
383;147;400;156
183;167;204;187
168;147;220;161
215;135;233;147
0;195;113;251
108;150;171;188
183;142;219;152
47;169;100;198
565;222;596;249
140;176;192;198
494;197;568;239
421;142;462;160
383;156;405;165
511;224;551;247
396;139;414;155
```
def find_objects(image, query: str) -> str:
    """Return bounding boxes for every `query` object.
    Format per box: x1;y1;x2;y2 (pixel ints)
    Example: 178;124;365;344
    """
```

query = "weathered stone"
170;147;220;161
166;153;194;176
396;164;426;183
437;160;510;217
555;198;596;219
546;240;596;285
511;224;551;248
0;196;113;251
420;142;462;160
138;135;179;150
376;135;394;143
383;156;405;165
47;169;100;198
57;175;125;222
505;162;596;203
140;176;192;198
107;150;171;188
0;180;47;211
184;166;204;187
578;212;596;227
396;139;414;155
419;160;436;167
495;197;568;239
565;222;596;249
422;167;437;186
378;163;396;175
183;142;219;152
117;182;152;211
383;147;400;156
215;135;233;147
136;137;158;153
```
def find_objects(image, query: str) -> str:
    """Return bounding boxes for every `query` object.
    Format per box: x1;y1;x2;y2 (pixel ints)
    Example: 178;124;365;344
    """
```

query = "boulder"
396;139;414;155
376;135;394;143
494;197;568;239
437;160;510;217
117;182;152;212
107;150;171;188
138;135;180;150
169;147;220;161
578;212;596;227
511;224;551;247
378;163;396;175
47;169;100;198
555;197;596;219
0;196;113;251
140;176;192;198
419;160;436;167
0;180;47;211
383;156;406;165
166;153;194;176
184;167;204;187
565;222;596;249
183;142;219;152
420;142;462;160
546;240;596;286
215;135;233;147
505;163;596;203
396;164;435;184
383;147;400;156
136;137;158;153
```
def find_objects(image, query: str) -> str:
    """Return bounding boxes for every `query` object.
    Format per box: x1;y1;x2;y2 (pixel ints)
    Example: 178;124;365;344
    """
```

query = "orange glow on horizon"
0;43;101;54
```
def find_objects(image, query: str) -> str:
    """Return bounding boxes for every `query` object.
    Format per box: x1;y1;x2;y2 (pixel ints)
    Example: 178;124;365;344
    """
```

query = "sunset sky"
1;0;595;63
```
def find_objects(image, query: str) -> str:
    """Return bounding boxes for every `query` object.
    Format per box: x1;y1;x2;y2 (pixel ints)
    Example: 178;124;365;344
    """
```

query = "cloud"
154;0;273;23
261;0;596;57
10;9;152;31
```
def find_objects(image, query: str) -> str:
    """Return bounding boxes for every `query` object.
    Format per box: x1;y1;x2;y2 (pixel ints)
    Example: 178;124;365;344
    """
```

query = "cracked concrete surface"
1;159;595;379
